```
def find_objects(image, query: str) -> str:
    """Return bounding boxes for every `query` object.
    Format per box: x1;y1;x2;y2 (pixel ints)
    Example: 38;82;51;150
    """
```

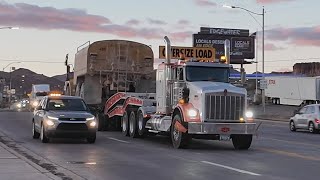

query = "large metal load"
265;76;320;106
64;40;156;106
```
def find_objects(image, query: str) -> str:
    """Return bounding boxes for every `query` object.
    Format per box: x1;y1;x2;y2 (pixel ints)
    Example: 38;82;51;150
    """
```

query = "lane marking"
107;137;130;144
201;161;262;176
257;148;320;161
261;137;320;148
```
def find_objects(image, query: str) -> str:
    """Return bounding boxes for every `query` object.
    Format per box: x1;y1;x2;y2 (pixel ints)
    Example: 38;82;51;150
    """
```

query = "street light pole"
223;5;266;112
2;62;21;107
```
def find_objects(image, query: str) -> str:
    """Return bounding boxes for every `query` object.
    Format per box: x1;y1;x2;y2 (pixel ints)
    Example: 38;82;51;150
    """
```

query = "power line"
262;57;320;63
0;59;63;64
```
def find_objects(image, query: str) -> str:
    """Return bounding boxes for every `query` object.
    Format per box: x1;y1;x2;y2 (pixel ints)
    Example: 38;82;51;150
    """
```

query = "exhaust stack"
164;36;171;64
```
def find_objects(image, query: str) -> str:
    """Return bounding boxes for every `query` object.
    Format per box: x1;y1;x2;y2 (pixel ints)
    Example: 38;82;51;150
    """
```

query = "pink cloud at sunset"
266;26;320;47
0;2;190;41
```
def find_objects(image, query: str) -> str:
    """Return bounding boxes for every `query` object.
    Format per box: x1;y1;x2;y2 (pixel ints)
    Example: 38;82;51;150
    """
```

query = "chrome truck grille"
205;93;245;121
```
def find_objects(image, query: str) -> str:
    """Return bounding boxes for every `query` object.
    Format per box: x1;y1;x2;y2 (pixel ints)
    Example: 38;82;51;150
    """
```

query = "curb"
255;118;289;122
0;131;86;180
0;141;60;180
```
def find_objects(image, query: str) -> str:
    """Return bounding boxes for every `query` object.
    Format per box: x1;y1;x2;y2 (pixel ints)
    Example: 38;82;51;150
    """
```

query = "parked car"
32;95;97;143
289;104;320;133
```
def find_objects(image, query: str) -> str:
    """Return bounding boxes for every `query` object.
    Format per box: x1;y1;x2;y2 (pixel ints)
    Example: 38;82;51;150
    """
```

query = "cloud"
126;19;140;26
265;43;285;51
177;20;190;25
256;0;294;4
193;0;216;7
274;68;292;72
266;26;320;47
147;18;167;25
0;2;191;42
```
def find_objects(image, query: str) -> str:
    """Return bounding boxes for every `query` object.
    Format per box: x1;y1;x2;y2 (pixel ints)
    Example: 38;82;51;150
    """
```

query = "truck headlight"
245;111;253;118
32;101;39;107
188;109;198;117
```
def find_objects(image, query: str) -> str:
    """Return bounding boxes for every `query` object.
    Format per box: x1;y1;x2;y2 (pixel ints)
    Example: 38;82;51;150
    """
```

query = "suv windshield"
186;66;229;82
47;98;88;111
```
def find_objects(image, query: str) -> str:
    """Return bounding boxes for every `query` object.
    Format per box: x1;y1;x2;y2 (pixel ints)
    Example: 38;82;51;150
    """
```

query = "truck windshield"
47;99;88;111
186;66;230;82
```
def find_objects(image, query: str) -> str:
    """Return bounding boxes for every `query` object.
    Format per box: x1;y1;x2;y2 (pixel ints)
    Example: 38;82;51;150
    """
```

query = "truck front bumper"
188;122;256;135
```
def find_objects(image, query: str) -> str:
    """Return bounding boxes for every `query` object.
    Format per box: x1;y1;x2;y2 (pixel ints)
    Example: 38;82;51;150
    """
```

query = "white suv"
290;104;320;133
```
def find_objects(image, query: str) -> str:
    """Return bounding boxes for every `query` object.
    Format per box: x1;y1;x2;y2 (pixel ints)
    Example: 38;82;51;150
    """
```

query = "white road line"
107;137;130;144
201;161;262;176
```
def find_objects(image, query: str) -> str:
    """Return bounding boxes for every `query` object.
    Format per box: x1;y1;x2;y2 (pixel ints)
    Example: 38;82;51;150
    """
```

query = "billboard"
199;27;249;37
159;46;215;61
193;34;255;60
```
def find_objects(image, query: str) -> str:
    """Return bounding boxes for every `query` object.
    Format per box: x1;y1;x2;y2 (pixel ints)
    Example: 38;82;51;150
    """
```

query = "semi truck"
265;76;320;106
64;37;256;149
30;84;51;108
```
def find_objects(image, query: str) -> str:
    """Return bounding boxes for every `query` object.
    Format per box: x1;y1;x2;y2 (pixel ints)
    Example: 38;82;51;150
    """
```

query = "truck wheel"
129;111;139;138
232;135;252;150
171;114;191;149
96;113;105;131
122;111;129;136
40;124;49;143
32;121;40;139
137;111;147;137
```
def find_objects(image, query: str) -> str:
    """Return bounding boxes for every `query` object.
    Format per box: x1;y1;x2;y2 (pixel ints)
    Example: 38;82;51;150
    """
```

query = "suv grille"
58;118;86;121
205;93;245;121
57;123;88;131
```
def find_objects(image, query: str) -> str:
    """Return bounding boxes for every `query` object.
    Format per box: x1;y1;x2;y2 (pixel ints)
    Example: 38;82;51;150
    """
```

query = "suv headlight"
47;116;59;120
86;117;95;121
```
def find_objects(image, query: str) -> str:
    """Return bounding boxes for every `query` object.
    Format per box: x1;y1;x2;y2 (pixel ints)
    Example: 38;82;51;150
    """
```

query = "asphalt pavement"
0;111;319;180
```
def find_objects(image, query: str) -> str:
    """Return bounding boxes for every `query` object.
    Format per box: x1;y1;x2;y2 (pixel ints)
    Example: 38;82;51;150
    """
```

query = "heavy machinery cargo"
65;37;256;149
64;40;156;129
265;76;320;106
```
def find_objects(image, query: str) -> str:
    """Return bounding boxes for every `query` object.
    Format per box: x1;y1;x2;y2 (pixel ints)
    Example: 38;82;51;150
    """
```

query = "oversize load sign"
193;34;255;59
159;46;215;61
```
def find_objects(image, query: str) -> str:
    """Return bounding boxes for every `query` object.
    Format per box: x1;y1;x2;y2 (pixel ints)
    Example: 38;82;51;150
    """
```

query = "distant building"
294;62;320;77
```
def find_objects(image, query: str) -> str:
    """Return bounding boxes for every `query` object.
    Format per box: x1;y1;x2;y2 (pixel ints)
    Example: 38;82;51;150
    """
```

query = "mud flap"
174;121;187;133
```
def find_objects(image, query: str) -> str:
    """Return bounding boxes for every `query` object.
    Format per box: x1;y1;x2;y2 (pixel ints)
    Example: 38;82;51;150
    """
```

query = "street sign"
199;27;249;37
260;80;268;89
159;46;215;61
193;34;255;60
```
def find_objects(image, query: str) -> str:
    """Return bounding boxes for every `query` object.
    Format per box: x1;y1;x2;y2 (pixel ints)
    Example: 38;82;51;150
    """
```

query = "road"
0;111;319;180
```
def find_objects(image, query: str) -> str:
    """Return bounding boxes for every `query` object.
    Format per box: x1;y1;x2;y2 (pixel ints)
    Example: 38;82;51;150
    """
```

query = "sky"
0;0;320;77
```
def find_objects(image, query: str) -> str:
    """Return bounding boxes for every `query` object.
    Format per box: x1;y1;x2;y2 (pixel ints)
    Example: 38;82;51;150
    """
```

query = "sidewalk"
0;142;58;180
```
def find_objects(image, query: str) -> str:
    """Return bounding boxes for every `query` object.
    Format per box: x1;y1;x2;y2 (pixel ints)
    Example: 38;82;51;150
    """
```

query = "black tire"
129;111;139;138
96;113;106;131
32;121;40;139
232;135;252;150
40;123;49;143
137;111;147;137
290;120;296;132
308;122;316;133
87;134;96;143
122;111;129;136
171;114;191;149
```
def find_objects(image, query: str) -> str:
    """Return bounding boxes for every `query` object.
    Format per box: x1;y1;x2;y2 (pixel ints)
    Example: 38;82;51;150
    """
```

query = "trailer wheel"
232;135;252;150
171;114;191;149
137;111;147;137
122;111;129;136
129;111;139;138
